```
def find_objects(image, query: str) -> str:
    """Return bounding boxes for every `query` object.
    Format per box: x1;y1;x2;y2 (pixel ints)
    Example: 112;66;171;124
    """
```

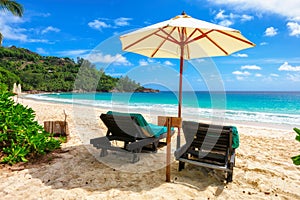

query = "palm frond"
0;0;24;17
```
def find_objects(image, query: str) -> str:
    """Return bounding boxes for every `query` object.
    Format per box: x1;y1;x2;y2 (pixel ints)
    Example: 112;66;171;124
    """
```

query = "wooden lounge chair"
90;112;174;163
174;121;239;183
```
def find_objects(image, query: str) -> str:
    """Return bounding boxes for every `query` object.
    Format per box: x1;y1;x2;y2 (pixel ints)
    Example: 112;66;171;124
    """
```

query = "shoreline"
22;93;297;132
1;97;299;199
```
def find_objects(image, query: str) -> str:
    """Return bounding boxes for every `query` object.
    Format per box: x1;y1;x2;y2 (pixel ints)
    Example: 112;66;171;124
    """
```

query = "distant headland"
0;46;159;93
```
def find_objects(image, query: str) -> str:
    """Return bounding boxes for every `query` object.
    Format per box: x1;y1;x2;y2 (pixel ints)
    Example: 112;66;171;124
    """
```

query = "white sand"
0;98;300;200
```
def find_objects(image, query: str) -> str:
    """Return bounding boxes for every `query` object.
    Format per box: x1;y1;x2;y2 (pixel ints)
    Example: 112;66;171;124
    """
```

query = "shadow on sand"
20;144;226;195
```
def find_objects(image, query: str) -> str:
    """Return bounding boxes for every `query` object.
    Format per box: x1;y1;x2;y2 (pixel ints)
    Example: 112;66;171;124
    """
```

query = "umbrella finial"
181;11;186;15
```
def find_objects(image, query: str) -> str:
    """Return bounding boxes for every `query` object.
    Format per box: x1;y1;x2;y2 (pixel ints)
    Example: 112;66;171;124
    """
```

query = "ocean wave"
26;94;300;127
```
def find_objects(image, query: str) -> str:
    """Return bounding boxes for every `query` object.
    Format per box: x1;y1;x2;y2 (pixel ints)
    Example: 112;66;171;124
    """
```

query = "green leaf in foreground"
291;127;300;165
291;155;300;165
294;127;300;135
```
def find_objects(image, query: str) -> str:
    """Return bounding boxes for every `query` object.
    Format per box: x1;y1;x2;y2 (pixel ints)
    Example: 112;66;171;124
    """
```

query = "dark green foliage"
0;85;61;165
0;66;21;90
291;127;300;165
97;72;117;92
115;76;143;92
73;59;100;91
0;46;145;92
0;82;7;91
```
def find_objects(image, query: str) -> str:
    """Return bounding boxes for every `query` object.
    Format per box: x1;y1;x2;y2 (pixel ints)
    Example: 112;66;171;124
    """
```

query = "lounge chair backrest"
106;111;149;127
100;114;148;140
182;121;233;164
106;111;154;135
177;121;237;183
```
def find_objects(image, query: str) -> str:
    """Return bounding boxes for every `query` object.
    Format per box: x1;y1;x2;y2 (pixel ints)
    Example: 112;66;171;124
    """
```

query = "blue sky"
1;0;300;91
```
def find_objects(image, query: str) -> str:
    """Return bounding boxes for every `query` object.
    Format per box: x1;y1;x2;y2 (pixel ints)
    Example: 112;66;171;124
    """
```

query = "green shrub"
291;128;300;165
0;67;20;90
0;82;7;91
0;86;61;165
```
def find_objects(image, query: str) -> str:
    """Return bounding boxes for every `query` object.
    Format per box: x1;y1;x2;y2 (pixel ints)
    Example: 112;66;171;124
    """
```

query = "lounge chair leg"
132;153;140;163
152;141;158;152
179;161;185;171
226;162;234;183
100;149;108;157
124;141;129;149
226;171;233;183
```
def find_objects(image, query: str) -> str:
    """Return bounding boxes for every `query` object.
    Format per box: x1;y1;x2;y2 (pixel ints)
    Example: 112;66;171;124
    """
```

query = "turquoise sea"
27;91;300;129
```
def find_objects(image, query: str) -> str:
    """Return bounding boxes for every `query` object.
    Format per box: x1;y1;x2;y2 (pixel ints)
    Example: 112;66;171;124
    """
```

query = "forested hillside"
0;46;148;92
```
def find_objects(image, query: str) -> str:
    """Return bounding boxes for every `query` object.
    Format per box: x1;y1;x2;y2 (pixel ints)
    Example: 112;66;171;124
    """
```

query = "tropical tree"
0;0;24;45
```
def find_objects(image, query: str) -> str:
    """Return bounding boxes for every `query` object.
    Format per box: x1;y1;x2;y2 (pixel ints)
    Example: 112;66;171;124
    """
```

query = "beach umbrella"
120;12;255;121
120;12;255;181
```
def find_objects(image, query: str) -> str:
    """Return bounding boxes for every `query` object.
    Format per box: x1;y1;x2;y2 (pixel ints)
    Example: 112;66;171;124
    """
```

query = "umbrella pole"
166;117;172;182
177;45;184;149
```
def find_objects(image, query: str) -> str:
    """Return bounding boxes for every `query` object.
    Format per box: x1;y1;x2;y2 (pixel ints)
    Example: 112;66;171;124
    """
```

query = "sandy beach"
0;97;300;200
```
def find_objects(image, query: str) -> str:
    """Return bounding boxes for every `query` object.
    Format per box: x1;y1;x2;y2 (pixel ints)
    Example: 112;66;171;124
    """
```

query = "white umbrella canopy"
120;12;255;60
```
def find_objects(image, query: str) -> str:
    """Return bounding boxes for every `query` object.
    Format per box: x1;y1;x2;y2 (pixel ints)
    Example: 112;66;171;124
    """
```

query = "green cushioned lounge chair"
90;111;174;163
174;121;239;183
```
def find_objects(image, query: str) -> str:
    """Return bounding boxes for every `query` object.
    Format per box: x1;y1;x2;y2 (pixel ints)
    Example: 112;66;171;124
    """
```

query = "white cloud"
114;17;132;26
264;27;278;36
40;13;51;18
88;20;111;30
214;9;253;27
138;58;171;66
164;60;174;66
241;65;261;70
232;70;251;75
58;49;90;57
278;62;300;71
41;26;60;34
36;48;48;55
0;12;27;41
260;42;268;46
0;12;24;24
147;58;156;63
255;73;262;77
287;73;300;82
232;53;248;57
27;39;49;43
241;14;254;22
193;58;206;64
88;52;132;66
270;73;279;77
287;22;300;37
236;76;244;80
88;17;131;31
207;0;300;21
219;19;233;27
139;59;149;66
215;10;226;20
0;12;50;43
0;26;27;41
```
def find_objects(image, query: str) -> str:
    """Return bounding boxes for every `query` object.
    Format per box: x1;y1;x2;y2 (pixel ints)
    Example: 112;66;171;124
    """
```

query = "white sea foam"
25;94;300;128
